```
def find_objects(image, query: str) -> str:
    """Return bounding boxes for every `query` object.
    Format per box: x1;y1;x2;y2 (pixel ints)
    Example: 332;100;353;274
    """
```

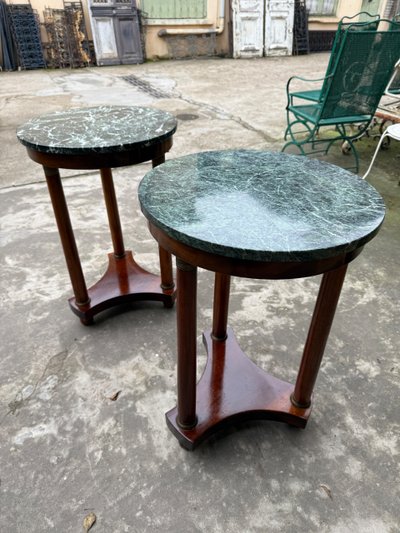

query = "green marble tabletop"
16;106;177;155
138;150;385;262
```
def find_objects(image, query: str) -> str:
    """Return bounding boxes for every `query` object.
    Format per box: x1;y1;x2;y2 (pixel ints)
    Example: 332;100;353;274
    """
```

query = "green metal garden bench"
282;19;400;173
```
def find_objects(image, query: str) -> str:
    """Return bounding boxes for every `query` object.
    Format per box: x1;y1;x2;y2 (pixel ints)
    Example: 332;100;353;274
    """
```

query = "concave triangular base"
166;328;311;450
69;251;175;324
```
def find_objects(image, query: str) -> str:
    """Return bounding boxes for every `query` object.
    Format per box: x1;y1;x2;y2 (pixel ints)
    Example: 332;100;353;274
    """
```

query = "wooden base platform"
69;251;175;325
166;328;311;450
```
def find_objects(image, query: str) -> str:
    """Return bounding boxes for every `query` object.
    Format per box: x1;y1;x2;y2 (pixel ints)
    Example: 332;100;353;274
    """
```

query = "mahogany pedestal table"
17;106;177;325
138;150;385;450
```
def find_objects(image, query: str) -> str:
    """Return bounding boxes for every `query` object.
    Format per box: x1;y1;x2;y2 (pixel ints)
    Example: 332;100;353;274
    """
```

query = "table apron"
148;222;363;279
26;137;173;170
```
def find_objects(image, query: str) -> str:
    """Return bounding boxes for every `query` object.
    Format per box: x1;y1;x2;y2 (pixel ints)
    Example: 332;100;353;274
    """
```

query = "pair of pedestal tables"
17;106;385;450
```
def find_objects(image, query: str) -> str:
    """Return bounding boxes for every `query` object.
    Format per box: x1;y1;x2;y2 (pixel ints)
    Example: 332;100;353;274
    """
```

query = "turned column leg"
212;273;231;340
159;246;174;291
210;273;231;414
152;154;166;168
44;166;89;307
176;258;198;429
292;264;348;408
100;168;125;258
152;155;175;294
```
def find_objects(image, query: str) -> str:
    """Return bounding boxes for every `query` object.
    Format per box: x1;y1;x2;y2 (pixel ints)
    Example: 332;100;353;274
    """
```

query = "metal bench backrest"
319;22;400;120
318;12;380;102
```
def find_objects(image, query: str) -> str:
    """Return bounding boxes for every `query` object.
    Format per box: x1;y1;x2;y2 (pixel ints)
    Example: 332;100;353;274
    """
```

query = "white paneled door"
232;0;295;57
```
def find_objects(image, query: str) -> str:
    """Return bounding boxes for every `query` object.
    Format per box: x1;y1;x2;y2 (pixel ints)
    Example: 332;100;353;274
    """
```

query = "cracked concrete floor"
0;56;399;532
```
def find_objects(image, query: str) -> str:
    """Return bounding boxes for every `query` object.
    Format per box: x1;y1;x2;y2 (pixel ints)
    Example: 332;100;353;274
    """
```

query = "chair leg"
281;140;306;155
362;133;389;180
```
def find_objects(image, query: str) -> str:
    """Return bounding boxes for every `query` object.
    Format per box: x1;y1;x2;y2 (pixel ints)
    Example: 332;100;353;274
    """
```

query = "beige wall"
137;0;230;59
308;0;386;31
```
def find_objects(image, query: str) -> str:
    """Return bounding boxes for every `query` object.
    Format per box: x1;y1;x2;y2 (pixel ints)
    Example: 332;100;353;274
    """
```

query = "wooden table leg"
152;155;175;302
212;273;231;340
100;167;125;258
175;258;198;430
159;245;174;293
44;166;89;307
291;264;348;408
152;154;166;168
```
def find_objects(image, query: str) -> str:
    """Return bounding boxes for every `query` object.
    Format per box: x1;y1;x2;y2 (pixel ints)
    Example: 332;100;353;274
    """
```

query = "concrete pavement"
0;55;399;532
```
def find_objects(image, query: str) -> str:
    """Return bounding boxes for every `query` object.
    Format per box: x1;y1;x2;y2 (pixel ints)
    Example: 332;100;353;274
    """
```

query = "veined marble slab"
17;106;177;155
139;150;385;262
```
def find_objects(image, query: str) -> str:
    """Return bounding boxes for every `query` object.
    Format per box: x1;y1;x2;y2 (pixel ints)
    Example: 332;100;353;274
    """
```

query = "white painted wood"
232;0;264;58
232;0;294;58
92;18;118;62
264;0;295;56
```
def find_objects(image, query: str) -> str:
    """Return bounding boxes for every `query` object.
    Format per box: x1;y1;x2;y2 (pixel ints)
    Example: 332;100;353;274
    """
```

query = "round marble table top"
139;150;385;262
16;106;177;156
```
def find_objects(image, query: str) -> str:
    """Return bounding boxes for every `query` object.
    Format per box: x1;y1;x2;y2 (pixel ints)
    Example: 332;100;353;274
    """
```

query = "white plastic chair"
385;59;400;99
362;123;400;179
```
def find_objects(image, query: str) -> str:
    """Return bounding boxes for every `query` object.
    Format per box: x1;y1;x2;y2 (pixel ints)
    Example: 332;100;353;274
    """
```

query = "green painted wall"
306;0;339;15
141;0;207;19
361;0;382;17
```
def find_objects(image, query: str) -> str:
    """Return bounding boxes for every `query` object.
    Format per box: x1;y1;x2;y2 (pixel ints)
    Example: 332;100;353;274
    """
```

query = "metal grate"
0;0;17;70
121;75;172;99
43;1;91;68
7;3;46;69
308;30;336;52
293;0;309;55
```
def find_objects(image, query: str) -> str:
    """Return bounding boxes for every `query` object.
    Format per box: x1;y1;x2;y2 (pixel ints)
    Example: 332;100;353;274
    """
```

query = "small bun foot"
80;316;94;326
163;297;175;309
